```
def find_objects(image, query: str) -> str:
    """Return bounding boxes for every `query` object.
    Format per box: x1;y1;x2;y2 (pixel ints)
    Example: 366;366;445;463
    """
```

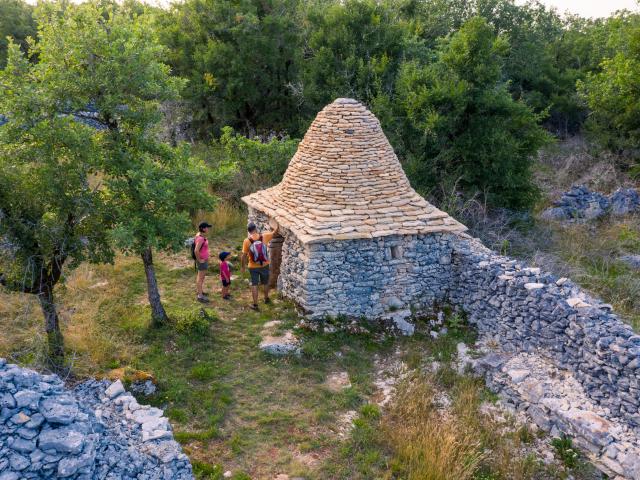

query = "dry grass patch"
385;372;484;480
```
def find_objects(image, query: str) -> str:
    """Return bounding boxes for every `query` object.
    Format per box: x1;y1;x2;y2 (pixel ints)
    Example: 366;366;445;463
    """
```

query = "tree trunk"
141;247;168;326
37;284;65;371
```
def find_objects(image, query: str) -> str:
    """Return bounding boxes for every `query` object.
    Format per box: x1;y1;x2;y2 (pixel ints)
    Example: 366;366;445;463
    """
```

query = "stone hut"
242;98;466;320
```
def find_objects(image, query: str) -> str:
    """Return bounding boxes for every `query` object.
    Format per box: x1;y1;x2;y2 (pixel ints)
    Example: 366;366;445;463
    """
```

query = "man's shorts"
249;266;269;286
197;261;209;271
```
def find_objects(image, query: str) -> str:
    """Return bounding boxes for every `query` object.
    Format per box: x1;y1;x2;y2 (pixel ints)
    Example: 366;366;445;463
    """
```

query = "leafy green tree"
302;0;409;114
159;0;303;137
578;14;640;173
21;1;214;325
0;0;36;68
393;17;550;208
0;42;113;368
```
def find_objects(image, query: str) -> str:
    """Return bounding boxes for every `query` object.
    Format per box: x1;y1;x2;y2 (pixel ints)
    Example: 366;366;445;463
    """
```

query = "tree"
0;0;36;68
42;1;214;325
12;0;214;326
393;17;550;208
0;42;113;368
159;0;303;137
301;0;410;114
578;13;640;173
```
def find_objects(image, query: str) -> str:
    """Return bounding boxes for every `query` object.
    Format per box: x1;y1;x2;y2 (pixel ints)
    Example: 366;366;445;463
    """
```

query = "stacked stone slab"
449;236;640;429
0;359;192;479
243;98;466;320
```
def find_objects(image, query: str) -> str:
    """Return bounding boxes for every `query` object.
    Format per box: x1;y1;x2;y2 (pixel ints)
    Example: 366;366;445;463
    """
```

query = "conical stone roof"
242;98;467;244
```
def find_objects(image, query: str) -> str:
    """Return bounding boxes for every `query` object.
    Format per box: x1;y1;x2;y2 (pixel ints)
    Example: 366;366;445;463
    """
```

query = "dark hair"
247;222;257;233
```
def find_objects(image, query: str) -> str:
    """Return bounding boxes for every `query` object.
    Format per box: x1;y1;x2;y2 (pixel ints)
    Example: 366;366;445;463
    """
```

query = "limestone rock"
259;331;300;356
39;396;78;425
104;379;125;399
38;427;85;454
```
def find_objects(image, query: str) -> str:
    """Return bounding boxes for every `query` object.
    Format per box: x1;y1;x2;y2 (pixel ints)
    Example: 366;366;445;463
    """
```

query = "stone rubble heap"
541;185;639;221
0;359;193;479
468;347;640;479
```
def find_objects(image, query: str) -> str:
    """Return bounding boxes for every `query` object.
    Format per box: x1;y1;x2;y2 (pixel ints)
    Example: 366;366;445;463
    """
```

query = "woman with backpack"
241;222;278;311
193;221;212;303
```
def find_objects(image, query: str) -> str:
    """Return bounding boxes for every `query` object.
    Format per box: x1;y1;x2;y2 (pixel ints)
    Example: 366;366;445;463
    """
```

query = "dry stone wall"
0;360;192;479
251;204;457;320
449;236;640;428
298;233;455;320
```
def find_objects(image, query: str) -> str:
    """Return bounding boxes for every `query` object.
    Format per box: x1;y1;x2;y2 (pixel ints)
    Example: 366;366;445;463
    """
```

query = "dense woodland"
1;0;639;367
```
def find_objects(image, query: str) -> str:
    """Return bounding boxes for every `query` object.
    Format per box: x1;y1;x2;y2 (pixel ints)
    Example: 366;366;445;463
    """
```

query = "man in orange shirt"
241;222;278;310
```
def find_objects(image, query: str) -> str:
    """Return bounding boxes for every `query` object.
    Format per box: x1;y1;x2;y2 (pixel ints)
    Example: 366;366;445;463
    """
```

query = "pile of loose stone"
466;345;640;479
541;185;639;221
0;359;193;479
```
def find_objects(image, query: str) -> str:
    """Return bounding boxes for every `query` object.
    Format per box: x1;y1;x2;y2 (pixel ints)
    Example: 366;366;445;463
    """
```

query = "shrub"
551;435;580;468
198;127;299;205
173;308;215;336
190;363;215;381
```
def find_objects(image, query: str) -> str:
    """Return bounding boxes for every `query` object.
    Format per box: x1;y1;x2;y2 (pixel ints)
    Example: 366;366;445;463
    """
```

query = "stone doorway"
268;230;285;290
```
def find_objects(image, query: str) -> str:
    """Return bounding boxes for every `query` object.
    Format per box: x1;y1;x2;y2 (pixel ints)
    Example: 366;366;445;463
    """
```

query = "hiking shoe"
264;297;271;304
197;296;210;304
223;295;231;300
250;304;259;311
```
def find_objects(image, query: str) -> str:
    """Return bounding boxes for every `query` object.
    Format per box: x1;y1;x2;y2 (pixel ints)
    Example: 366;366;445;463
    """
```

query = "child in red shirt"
219;252;231;300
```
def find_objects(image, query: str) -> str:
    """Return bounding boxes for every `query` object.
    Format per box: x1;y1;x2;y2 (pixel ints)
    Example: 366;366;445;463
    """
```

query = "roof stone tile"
242;98;467;243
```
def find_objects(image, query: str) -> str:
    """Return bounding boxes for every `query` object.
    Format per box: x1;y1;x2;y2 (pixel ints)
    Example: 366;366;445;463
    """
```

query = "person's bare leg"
196;270;205;296
251;285;259;305
263;284;270;301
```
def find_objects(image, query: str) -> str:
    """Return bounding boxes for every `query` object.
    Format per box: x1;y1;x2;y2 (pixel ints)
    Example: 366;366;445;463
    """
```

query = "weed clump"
173;308;216;336
551;435;580;468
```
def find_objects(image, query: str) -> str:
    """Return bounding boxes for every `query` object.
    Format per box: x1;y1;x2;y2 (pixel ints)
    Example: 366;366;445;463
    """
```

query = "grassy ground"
0;204;602;479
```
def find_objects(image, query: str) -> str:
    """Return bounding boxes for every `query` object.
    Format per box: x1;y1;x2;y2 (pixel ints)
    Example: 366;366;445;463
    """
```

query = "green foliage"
18;0;216;324
0;31;113;364
200;126;299;204
392;17;550;208
174;308;215;336
159;0;303;137
551;435;580;469
28;1;215;258
302;0;410;113
0;0;36;68
578;15;640;174
191;460;224;479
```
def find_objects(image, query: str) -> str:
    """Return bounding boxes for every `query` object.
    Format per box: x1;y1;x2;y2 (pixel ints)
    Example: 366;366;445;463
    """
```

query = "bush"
578;15;640;174
173;308;215;336
551;435;580;468
197;127;299;205
391;17;550;209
